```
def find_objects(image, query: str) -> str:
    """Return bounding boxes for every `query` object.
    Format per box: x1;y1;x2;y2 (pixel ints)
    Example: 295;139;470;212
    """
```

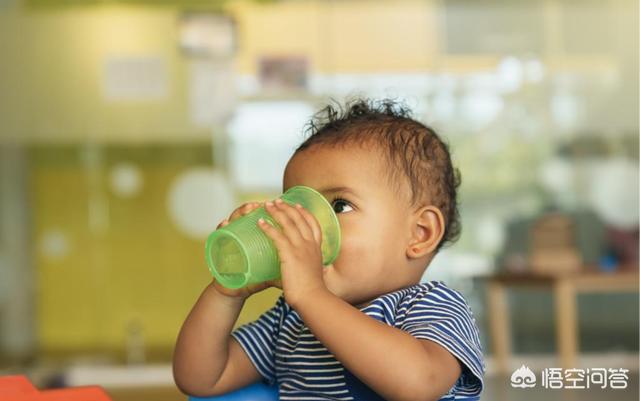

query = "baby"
173;98;485;401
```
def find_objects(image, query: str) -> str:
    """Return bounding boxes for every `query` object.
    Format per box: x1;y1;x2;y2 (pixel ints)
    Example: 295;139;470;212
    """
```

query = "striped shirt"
231;281;485;400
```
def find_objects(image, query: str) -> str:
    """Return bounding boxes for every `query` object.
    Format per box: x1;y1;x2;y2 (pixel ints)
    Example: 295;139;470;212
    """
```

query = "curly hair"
295;97;462;253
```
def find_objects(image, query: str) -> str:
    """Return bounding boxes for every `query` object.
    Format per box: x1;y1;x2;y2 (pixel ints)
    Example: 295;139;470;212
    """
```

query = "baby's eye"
331;197;354;214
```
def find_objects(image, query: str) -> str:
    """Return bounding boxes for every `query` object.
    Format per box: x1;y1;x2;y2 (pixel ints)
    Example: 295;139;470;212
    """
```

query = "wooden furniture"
481;269;639;375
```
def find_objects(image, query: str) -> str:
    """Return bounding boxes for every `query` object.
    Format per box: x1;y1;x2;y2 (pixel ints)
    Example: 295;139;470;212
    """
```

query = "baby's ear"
406;206;445;259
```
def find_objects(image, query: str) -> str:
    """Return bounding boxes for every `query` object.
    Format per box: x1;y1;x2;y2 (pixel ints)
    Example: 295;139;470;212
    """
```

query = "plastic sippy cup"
205;185;341;289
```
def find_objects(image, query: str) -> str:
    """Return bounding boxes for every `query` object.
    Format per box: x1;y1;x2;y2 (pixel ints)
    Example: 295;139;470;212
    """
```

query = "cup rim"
205;228;250;289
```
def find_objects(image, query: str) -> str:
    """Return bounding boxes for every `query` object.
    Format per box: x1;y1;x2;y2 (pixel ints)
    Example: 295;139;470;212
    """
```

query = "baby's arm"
173;281;261;397
173;201;277;397
294;290;461;401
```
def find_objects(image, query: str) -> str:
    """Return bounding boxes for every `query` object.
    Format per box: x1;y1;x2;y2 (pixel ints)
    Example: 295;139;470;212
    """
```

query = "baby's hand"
216;201;261;229
258;198;326;308
212;202;282;299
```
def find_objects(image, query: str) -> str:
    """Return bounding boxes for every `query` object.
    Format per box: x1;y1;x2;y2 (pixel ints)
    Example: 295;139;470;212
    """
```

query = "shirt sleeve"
230;296;286;385
400;283;485;398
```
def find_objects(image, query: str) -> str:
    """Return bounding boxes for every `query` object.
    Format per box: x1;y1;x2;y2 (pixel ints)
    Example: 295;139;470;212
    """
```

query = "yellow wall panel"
30;145;283;356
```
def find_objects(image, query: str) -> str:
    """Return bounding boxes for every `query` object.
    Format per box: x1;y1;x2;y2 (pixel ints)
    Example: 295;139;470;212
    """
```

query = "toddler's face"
283;144;423;307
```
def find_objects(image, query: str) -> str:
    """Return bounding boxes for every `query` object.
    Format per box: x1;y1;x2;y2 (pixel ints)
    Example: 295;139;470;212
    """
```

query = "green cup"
205;185;341;289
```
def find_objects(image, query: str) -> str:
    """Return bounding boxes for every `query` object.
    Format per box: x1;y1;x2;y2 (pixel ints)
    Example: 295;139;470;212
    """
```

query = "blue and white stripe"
231;281;485;400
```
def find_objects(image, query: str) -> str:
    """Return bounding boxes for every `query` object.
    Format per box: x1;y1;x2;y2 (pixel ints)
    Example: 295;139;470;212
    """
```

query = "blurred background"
0;0;638;400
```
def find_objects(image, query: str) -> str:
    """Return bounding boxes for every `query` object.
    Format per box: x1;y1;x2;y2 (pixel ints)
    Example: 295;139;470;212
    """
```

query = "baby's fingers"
296;205;323;244
257;217;290;246
229;202;262;222
216;218;230;229
217;202;262;229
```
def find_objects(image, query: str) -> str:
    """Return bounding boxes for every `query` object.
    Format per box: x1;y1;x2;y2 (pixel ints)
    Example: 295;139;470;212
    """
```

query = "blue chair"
188;382;482;401
188;382;278;401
